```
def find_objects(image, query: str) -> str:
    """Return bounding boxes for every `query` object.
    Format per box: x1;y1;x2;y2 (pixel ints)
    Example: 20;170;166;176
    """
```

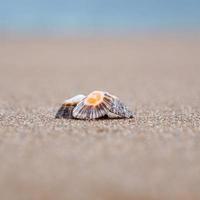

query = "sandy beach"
0;34;200;200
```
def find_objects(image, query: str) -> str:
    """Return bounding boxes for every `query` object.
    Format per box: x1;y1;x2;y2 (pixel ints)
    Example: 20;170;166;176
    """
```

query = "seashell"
63;94;86;106
72;91;108;119
106;94;134;118
72;91;133;119
55;94;86;119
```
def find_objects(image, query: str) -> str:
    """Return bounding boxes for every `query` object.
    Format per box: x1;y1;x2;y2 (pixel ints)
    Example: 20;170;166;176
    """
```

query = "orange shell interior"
85;91;103;106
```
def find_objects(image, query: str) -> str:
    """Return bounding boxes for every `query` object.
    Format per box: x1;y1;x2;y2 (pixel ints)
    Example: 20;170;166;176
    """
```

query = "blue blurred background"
0;0;200;34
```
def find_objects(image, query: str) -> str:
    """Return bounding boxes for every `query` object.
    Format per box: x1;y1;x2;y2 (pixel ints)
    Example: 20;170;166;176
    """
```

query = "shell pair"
55;91;133;119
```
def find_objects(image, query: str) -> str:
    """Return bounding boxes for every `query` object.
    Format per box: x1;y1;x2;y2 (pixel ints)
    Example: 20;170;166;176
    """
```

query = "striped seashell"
72;91;108;119
55;94;86;119
72;91;133;119
106;94;134;118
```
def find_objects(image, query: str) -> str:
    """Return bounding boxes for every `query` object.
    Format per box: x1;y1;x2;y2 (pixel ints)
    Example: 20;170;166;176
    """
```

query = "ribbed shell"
56;91;134;119
55;94;86;119
72;92;113;119
72;91;133;119
72;101;106;119
106;94;133;118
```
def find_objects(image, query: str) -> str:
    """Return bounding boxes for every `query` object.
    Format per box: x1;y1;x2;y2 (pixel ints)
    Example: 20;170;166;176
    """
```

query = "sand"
0;34;200;200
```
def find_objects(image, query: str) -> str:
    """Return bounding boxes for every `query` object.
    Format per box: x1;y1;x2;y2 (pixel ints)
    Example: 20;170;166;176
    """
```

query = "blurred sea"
0;0;200;34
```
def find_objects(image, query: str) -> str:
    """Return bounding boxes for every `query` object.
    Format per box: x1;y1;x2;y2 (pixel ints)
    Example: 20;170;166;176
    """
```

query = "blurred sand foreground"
0;34;200;200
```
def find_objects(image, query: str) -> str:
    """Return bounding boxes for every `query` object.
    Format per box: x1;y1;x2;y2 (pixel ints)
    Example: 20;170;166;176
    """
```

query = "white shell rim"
63;94;86;105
